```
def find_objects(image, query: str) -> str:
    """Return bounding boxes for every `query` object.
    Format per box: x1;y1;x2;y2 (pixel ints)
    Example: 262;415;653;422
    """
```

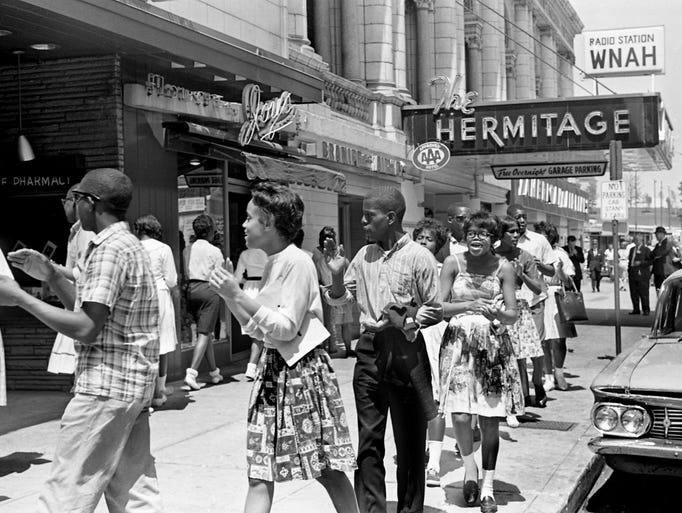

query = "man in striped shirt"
325;187;442;513
0;168;162;512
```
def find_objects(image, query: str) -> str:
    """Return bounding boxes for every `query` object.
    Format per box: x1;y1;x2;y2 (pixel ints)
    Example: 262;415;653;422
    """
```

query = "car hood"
592;338;682;393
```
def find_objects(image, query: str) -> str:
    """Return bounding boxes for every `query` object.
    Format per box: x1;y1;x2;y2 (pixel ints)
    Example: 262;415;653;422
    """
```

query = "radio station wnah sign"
411;141;450;172
583;26;664;77
491;161;607;180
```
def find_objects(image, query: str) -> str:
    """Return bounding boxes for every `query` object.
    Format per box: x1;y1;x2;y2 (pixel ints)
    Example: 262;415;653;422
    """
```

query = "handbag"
555;281;588;323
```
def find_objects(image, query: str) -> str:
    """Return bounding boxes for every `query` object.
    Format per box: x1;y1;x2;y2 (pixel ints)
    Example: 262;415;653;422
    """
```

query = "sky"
570;0;681;206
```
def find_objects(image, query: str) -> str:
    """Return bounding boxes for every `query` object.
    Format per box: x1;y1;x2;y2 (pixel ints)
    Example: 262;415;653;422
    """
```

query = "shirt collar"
373;233;410;259
89;221;129;248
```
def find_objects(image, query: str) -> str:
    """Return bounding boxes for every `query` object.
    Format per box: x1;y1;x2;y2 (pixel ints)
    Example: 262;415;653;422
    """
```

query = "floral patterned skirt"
438;314;523;418
507;300;544;359
246;347;357;482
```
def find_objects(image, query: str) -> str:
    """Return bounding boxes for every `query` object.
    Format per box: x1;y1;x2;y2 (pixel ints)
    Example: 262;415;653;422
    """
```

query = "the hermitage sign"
403;93;662;156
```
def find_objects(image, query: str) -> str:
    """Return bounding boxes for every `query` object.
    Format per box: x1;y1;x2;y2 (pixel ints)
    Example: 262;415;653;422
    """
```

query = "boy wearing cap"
0;168;163;512
651;226;679;295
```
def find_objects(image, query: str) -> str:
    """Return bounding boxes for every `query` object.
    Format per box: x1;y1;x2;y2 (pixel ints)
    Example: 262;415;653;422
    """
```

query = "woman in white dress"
134;215;179;407
234;247;268;380
533;222;577;392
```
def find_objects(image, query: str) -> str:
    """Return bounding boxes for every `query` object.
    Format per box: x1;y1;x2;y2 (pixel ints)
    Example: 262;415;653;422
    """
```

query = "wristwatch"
403;317;420;331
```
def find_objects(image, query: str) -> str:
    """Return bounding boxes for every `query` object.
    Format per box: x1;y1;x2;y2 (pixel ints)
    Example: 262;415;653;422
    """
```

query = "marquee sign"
239;84;296;146
583;26;664;77
403;93;661;156
491;161;607;180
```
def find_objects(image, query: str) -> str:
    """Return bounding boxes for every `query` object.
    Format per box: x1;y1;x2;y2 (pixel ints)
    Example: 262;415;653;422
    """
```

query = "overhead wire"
458;0;617;97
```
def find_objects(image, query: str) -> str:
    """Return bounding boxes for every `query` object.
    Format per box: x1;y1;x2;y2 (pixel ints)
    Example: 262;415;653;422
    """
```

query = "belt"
244;276;262;281
188;279;208;283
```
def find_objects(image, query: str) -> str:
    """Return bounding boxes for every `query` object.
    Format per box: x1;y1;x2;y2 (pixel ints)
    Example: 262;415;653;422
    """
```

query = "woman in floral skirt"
209;182;357;513
438;211;520;513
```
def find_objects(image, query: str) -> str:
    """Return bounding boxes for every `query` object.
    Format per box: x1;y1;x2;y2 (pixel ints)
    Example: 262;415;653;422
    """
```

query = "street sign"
184;173;223;187
601;180;628;221
410;141;450;172
491;161;606;180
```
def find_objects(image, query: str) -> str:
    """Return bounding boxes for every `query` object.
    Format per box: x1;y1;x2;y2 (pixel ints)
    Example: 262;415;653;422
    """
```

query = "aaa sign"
411;141;450;172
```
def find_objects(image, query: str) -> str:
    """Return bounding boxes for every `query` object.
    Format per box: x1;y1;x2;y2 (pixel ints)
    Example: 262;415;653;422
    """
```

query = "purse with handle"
555;280;588;323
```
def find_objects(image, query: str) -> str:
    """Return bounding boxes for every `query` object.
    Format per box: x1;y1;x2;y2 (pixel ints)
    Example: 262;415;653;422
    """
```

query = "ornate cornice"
465;20;483;49
414;0;434;10
506;51;517;76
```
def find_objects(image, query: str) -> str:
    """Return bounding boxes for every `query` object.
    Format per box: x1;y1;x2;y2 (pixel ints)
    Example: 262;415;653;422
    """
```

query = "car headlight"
591;402;651;438
594;405;618;431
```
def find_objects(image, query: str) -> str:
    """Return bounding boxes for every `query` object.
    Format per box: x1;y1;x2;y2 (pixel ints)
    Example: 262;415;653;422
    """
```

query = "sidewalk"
0;323;648;513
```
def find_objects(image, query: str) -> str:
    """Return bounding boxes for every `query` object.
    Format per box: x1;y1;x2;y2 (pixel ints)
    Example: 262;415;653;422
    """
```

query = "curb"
562;454;605;513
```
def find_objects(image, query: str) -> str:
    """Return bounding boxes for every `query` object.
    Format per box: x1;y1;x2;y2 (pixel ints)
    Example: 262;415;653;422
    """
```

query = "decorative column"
480;0;505;101
434;0;458;84
341;0;363;83
287;0;311;52
513;0;534;99
393;0;408;92
465;25;483;94
415;0;435;103
455;0;467;90
558;51;574;97
364;0;395;90
539;27;558;98
506;51;517;99
312;0;333;66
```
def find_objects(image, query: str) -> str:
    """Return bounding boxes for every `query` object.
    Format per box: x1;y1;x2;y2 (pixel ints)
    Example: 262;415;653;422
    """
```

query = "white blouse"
141;238;177;291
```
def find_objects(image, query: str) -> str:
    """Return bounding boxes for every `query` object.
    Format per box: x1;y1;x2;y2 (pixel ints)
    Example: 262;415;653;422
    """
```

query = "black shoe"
534;386;547;408
480;495;498;513
524;395;533;407
346;349;357;358
628;311;641;315
463;479;479;506
643;311;650;315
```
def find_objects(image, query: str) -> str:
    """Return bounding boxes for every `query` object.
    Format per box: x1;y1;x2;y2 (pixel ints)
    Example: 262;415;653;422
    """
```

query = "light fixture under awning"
243;153;346;193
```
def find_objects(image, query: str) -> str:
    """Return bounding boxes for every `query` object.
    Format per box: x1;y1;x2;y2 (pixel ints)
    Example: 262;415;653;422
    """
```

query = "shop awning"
243;153;346;193
0;0;323;102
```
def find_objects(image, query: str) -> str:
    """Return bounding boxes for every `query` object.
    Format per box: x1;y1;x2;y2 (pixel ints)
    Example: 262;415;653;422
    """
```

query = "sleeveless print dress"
438;259;524;417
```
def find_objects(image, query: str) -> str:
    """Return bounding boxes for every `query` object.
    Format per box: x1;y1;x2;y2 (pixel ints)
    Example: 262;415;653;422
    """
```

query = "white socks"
156;375;167;394
426;441;443;472
481;469;495;498
461;452;478;481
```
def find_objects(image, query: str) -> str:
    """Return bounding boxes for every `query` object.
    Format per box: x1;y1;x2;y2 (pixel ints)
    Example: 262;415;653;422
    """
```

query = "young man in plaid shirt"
0;168;163;512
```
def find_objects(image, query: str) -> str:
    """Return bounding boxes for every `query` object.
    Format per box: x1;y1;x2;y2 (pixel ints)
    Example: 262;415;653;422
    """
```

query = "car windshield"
651;273;682;339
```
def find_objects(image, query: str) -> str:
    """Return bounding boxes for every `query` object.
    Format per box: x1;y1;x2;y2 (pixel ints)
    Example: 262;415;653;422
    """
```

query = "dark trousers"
628;273;650;313
589;269;602;291
353;329;435;513
572;275;582;292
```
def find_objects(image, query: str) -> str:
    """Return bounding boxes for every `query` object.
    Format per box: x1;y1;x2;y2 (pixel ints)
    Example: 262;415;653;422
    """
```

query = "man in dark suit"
586;241;604;292
563;235;585;291
628;235;652;315
651;226;679;296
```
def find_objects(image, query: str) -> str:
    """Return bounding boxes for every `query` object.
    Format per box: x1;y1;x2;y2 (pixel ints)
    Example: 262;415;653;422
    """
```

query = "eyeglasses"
61;196;75;205
466;231;491;240
72;190;101;204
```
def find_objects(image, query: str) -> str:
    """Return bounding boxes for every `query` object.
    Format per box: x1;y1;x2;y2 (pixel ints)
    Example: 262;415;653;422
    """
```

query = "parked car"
588;269;682;476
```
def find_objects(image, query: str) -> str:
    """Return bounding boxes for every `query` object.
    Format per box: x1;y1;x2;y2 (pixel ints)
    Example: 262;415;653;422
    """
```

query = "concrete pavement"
0;289;652;512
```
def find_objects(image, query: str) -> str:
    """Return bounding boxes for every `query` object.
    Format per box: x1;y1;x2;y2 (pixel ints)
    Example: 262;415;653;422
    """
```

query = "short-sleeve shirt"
184;239;223;281
141;238;177;291
66;220;95;276
74;222;159;404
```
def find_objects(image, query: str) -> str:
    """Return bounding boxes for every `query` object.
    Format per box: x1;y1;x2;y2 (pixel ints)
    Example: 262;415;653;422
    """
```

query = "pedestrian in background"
534;221;576;392
325;187;441;513
0;168;163;512
412;217;451;487
617;241;629;292
209;182;358;513
134;214;179;408
435;203;470;262
586;241;604;292
438;211;519;513
627;235;652;315
652;226;680;296
48;183;95;374
312;226;354;357
563;235;584;292
507;204;555;405
234;246;268;381
496;216;545;422
183;214;224;390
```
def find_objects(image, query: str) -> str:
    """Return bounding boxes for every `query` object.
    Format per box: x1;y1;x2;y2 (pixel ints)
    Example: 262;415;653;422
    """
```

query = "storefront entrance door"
227;187;252;356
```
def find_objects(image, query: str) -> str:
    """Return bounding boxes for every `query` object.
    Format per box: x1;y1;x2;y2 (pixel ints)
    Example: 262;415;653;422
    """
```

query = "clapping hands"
7;249;55;281
209;259;239;298
323;238;346;276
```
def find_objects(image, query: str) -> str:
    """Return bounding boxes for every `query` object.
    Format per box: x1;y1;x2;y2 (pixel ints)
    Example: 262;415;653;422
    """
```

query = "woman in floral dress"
438;211;520;513
496;216;546;425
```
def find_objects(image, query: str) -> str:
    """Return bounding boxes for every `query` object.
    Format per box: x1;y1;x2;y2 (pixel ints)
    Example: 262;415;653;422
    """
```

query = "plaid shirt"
74;222;159;403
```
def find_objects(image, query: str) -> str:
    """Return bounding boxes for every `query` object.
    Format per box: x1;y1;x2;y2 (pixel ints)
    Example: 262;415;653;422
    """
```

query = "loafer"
534;386;547;408
480;495;498;513
463;479;479;506
628;311;641;315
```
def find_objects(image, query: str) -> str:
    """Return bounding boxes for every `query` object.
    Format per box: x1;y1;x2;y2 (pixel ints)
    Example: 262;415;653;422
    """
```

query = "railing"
322;71;373;124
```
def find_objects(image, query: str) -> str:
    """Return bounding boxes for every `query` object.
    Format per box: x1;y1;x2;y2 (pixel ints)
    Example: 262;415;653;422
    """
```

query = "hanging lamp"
14;50;34;162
